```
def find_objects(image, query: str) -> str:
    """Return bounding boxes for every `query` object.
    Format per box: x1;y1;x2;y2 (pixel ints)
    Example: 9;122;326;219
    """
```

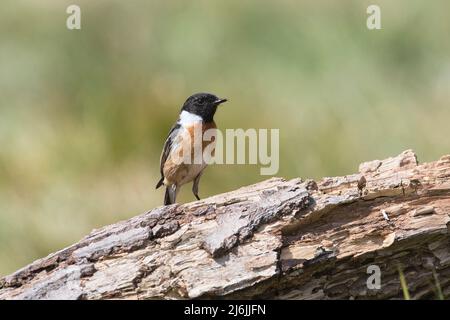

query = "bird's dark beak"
214;98;228;105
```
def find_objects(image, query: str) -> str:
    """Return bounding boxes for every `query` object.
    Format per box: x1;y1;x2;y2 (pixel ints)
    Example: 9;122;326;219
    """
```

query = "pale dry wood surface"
0;150;449;300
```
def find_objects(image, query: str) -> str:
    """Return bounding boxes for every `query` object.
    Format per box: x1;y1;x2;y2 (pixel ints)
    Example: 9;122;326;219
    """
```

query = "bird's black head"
181;93;227;122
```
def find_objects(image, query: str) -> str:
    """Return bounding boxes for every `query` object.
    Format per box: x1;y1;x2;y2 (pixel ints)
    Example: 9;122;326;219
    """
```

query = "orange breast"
186;121;217;150
163;121;217;186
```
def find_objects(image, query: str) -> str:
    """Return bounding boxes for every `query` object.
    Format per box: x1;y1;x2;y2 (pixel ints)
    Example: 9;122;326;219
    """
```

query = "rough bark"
0;150;449;300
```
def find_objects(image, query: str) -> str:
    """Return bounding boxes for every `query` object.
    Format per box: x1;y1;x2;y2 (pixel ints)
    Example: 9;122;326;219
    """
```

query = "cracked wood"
0;150;449;300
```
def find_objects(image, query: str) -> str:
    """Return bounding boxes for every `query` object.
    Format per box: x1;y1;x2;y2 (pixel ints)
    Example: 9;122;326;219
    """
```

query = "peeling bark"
1;150;449;300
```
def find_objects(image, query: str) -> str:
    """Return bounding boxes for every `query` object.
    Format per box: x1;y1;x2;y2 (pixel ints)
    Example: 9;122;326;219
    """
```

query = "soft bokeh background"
1;0;449;275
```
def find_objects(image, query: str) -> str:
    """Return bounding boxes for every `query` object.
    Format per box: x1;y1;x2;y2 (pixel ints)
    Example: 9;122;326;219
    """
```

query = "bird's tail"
156;177;164;189
164;186;177;205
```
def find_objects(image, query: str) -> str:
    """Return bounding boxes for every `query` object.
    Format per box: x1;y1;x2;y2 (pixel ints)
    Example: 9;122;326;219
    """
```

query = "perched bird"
156;93;227;205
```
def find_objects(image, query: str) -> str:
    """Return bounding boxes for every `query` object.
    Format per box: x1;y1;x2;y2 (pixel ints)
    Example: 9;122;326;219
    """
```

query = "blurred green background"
1;0;449;275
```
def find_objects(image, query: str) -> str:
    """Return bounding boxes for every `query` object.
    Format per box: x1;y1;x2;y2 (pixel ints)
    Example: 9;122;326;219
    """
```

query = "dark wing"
156;122;181;189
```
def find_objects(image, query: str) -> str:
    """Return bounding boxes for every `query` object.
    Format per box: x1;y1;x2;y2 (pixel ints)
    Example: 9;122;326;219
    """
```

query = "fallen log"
0;150;449;300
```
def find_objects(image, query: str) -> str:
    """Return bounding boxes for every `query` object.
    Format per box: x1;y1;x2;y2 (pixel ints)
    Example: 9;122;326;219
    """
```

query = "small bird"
156;93;227;205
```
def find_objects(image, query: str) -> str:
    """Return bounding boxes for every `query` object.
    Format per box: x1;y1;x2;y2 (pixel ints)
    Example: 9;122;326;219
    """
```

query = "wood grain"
1;150;449;300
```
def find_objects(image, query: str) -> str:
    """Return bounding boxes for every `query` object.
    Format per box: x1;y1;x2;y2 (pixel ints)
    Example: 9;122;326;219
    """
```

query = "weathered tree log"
0;150;449;300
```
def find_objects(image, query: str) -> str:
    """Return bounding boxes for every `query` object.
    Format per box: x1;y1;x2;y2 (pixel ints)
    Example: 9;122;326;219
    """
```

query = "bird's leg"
164;184;179;205
192;172;203;201
171;184;179;204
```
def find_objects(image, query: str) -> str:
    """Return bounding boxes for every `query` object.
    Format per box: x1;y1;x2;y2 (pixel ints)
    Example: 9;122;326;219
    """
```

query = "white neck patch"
179;110;203;126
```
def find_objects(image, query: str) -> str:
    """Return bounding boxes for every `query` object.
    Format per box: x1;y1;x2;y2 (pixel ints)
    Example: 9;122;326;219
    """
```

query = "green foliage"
433;270;444;300
398;266;410;300
1;0;450;275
